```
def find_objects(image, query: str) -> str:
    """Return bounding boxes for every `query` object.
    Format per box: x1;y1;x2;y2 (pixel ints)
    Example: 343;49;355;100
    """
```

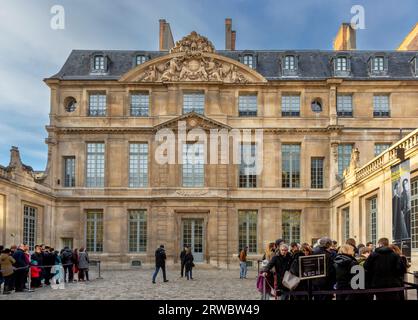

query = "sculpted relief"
134;31;261;83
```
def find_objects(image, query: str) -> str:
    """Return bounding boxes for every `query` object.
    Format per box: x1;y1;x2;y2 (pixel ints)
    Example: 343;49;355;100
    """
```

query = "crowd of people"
0;243;90;295
249;236;410;300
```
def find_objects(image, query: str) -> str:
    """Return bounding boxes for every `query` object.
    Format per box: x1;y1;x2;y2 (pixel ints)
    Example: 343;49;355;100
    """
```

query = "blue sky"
0;0;417;170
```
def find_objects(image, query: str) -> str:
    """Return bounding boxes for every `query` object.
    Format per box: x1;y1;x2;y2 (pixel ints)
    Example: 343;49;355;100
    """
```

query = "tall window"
311;158;324;189
368;197;378;245
338;144;353;176
373;56;385;71
182;143;204;187
243;55;254;69
336;57;348;71
411;179;418;249
183;92;205;114
282;95;300;117
129;143;148;188
282;210;301;244
88;94;107;116
131;93;149;116
238;94;257;117
63;157;75;187
86;143;105;188
86;211;103;252
374;143;391;156
136;55;147;65
373;95;390;117
128;209;147;252
238;210;257;253
337;95;353;117
94;56;105;70
239;144;257;188
282;144;301;188
23;205;37;251
284;55;295;70
342;207;350;242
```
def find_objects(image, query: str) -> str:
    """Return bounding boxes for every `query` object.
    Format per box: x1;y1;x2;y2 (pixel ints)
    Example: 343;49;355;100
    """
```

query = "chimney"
333;23;356;50
397;23;418;50
225;18;236;50
231;30;236;51
159;19;174;51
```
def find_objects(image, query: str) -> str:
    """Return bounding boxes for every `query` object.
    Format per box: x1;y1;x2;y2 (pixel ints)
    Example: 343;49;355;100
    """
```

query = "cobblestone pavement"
0;267;261;300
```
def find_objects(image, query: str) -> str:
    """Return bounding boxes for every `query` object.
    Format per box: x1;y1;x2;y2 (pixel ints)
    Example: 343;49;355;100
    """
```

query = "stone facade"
1;30;418;268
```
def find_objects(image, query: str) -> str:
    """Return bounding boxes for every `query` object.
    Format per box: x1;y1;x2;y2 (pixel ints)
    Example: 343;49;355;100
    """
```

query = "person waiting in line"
290;242;300;256
366;242;374;251
152;245;168;284
12;244;29;292
289;243;312;300
262;243;292;300
239;246;248;279
60;247;74;283
180;245;187;278
262;242;275;262
0;248;16;294
78;247;90;281
312;237;336;301
389;244;410;300
356;244;365;257
333;244;359;301
364;237;406;300
184;247;194;280
42;246;55;286
72;248;79;282
345;238;358;256
30;259;42;288
356;246;373;301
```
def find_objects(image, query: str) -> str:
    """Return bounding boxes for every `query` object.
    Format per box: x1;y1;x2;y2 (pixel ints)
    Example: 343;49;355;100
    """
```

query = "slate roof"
49;49;418;81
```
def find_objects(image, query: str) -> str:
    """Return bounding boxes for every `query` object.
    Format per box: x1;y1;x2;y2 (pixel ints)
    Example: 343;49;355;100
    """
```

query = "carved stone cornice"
175;189;209;197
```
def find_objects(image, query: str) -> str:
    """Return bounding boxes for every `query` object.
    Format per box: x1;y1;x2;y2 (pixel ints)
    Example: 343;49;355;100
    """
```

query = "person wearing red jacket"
30;260;42;288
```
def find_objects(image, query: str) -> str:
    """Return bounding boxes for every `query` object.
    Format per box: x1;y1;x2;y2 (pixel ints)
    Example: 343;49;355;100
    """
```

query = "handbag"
282;271;300;291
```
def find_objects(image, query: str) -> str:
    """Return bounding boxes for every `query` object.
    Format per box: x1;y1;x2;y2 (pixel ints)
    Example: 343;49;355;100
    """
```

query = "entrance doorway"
181;219;204;262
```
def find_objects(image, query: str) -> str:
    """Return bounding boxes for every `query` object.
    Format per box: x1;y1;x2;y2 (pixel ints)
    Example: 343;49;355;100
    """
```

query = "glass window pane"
282;95;300;117
282;210;301;244
238;210;257;253
64;157;76;187
282;144;300;188
374;143;391;156
182;143;204;187
183;93;205;114
89;94;107;116
131;93;149;116
373;95;390;117
23;206;37;251
337;95;353;117
129;143;148;188
238;94;257;117
311;158;324;189
239;144;257;188
86;211;103;252
86;143;105;188
128;209;147;252
338;144;353;176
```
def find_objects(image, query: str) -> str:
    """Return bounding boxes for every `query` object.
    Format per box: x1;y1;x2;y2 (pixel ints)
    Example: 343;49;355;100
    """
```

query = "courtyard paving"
0;266;261;300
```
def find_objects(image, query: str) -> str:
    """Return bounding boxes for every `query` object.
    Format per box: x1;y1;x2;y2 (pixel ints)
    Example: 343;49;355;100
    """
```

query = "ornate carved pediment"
154;112;231;131
120;31;267;83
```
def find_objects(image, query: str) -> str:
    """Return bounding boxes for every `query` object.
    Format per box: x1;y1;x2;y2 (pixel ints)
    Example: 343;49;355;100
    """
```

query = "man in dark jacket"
312;237;336;301
262;243;292;300
12;244;29;292
333;245;359;300
180;246;187;278
43;246;55;285
60;247;74;283
152;245;168;284
363;237;406;300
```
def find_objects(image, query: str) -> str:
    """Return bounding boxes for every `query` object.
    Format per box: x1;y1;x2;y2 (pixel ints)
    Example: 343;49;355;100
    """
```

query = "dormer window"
136;55;147;66
94;55;105;71
243;54;254;69
370;55;388;76
336;57;347;71
412;56;418;77
284;55;295;71
281;54;298;76
373;56;384;72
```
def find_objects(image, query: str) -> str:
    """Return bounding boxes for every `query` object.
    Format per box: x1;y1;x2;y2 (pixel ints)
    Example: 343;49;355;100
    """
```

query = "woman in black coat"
289;243;313;300
333;244;359;300
263;244;292;300
184;248;194;280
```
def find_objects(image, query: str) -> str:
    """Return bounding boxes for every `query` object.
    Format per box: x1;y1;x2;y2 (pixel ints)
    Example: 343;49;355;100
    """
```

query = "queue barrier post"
90;260;103;280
